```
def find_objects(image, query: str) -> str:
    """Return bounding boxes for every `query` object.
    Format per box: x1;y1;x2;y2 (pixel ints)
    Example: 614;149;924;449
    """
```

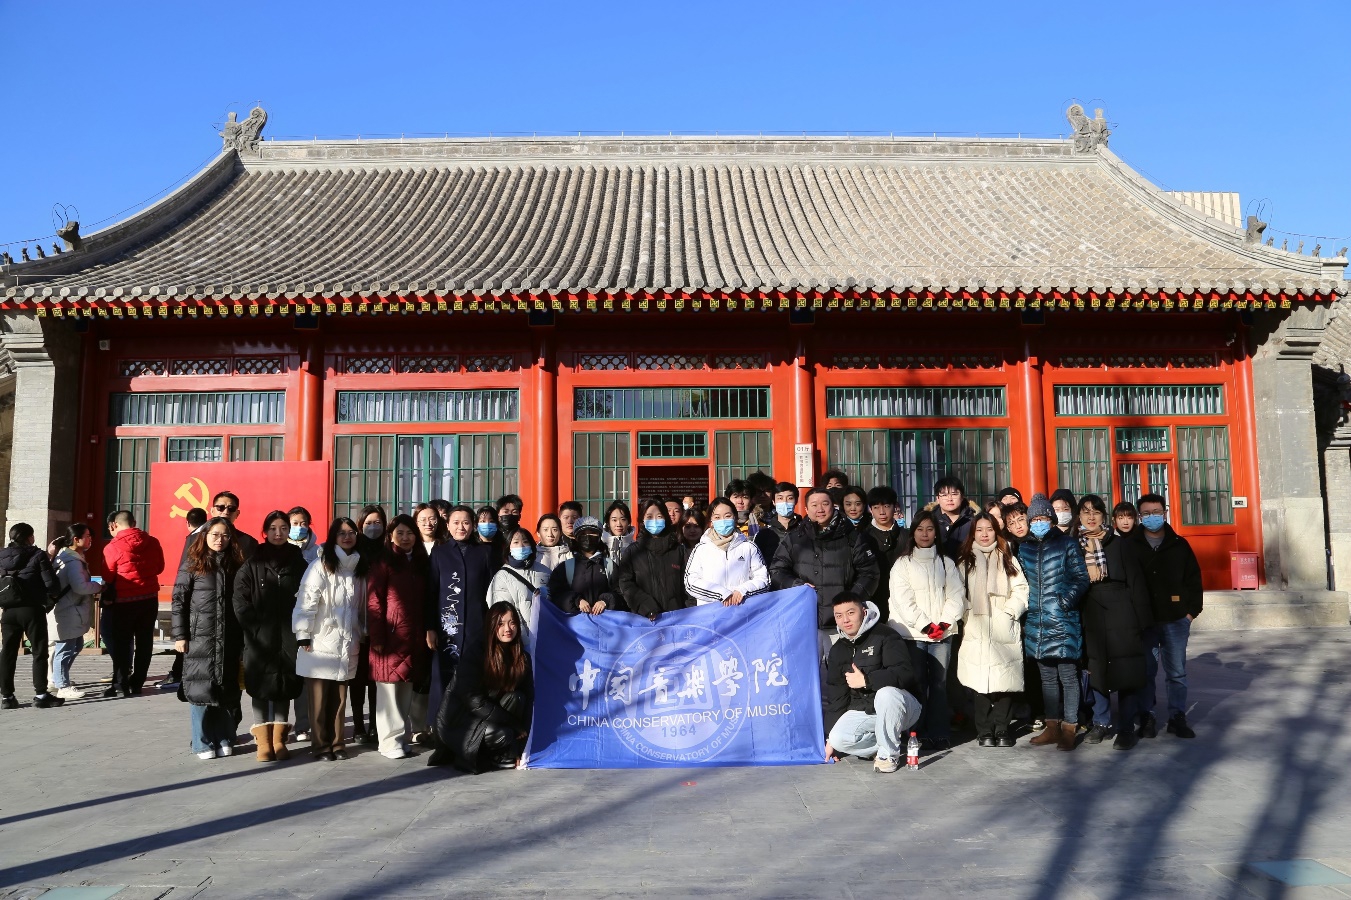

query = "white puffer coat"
956;550;1030;694
684;530;770;606
887;546;967;641
293;549;367;681
487;560;552;652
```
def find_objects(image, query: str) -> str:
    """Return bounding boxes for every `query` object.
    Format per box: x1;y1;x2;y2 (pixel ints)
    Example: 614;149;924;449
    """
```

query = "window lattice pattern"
345;356;395;375
110;392;286;426
170;358;230;376
235;357;284;375
578;353;630;371
575;388;770;420
715;431;773;491
230;436;284;461
465;354;516;373
573;432;631;519
713;354;766;370
1056;428;1113;500
1054;385;1225;417
1115;427;1170;454
336;390;519;424
400;355;458;374
119;360;166;377
637;432;708;459
826;387;1007;418
833;354;884;370
635;353;703;371
105;437;159;525
167;437;224;462
1177;426;1234;525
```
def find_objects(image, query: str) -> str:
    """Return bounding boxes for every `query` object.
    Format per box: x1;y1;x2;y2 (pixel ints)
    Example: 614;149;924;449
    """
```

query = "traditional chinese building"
1;107;1347;623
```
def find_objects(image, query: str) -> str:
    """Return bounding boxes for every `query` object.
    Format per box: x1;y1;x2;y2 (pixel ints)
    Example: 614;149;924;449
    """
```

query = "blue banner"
524;586;824;768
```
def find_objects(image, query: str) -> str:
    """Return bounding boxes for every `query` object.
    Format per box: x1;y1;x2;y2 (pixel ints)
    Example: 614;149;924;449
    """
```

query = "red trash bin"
1229;551;1260;590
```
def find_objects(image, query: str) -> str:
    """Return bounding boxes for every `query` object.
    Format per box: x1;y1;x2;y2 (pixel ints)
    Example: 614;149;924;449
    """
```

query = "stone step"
1196;590;1350;630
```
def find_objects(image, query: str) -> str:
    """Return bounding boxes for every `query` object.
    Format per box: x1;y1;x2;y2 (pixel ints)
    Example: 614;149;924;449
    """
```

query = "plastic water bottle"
906;731;920;771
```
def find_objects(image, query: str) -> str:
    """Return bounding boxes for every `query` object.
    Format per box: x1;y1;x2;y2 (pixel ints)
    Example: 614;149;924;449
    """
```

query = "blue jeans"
1141;618;1191;719
913;639;953;741
50;637;82;689
189;704;235;754
827;687;921;760
1036;660;1081;725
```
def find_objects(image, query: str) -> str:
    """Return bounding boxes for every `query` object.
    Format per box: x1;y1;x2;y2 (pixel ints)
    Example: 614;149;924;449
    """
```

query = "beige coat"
956;551;1030;694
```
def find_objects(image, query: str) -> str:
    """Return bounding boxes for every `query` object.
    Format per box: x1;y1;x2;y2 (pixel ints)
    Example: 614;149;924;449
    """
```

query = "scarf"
1079;528;1108;582
705;527;736;552
970;543;1009;617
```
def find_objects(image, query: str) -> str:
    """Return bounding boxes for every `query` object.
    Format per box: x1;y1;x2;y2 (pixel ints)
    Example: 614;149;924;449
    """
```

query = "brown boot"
1030;719;1060;746
251;724;275;762
270;723;291;761
1057;721;1078;752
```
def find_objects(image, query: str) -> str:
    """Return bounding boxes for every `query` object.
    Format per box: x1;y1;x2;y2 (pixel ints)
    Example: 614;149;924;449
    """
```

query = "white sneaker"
196;751;215;761
873;755;900;773
217;744;233;758
55;686;86;700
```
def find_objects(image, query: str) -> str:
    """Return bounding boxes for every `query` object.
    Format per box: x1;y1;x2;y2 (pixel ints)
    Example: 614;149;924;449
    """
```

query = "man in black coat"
1131;493;1204;740
933;476;977;560
863;485;910;620
770;488;879;662
753;481;803;565
823;591;921;773
210;491;259;560
0;522;62;708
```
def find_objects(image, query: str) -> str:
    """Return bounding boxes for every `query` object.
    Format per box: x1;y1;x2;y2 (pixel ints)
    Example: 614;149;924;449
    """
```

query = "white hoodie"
684;530;770;606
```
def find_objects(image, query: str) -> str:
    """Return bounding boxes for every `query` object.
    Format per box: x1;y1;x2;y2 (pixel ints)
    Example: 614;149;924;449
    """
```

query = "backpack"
564;555;615;585
0;567;20;609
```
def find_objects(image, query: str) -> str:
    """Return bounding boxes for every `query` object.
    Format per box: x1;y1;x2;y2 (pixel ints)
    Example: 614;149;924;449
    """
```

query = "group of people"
0;469;1203;775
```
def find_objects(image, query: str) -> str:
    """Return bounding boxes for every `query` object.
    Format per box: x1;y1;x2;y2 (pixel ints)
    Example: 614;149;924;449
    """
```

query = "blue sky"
3;1;1348;253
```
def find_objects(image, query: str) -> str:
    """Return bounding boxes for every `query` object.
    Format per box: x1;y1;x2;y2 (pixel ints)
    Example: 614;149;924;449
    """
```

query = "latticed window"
333;436;396;522
167;437;223;462
118;360;166;377
714;431;773;492
573;433;631;519
1177;426;1233;525
1115;427;1170;455
1056;428;1112;500
948;429;1011;509
110;392;286;426
828;429;1010;517
399;355;458;374
105;437;159;524
333;433;517;520
635;354;703;371
170;358;230;376
1053;384;1224;416
712;354;765;370
336;390;519;424
833;354;884;370
344;356;395;375
637;432;707;459
578;353;630;371
465;354;516;373
826;387;1006;418
235;357;284;376
230;436;284;461
827;430;893;498
574;388;769;420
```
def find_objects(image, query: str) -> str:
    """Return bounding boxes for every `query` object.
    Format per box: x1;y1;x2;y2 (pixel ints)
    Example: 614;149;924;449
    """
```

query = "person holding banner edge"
684;497;770;608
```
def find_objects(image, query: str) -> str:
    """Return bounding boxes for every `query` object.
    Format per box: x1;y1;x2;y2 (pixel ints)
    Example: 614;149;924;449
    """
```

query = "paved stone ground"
1;627;1350;899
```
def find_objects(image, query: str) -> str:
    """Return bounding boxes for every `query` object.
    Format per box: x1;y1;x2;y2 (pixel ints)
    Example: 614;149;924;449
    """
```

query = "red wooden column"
790;325;816;473
531;325;558;517
296;336;323;462
1232;329;1264;567
1021;330;1049;495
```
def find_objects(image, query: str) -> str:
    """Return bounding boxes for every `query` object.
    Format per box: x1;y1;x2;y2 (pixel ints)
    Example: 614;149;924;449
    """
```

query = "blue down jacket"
1018;529;1090;660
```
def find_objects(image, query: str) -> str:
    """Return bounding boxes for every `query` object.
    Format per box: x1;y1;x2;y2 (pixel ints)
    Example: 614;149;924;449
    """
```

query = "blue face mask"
477;522;498;539
712;519;736;537
848;516;863;525
1140;514;1166;532
775;502;795;518
1029;520;1053;539
643;518;665;535
897;517;906;528
288;525;308;541
509;545;533;562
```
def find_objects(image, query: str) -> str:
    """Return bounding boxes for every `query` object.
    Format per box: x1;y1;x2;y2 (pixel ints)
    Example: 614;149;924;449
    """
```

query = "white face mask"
1056;511;1073;527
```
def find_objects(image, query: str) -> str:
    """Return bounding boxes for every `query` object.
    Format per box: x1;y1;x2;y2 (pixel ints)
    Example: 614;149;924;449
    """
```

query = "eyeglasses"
336;530;359;539
214;504;237;513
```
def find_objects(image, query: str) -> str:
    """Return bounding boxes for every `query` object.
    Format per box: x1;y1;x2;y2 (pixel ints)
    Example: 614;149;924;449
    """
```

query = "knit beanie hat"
996;486;1023;504
1027;492;1054;521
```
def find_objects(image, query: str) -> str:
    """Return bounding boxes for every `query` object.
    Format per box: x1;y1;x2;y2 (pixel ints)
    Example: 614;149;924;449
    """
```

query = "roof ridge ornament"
1066;103;1110;153
1245;215;1267;244
221;106;268;153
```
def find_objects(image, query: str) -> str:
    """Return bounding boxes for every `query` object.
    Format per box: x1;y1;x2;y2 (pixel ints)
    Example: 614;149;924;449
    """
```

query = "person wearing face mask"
864;486;910;621
601;500;636;560
350;504;388;745
366;514;431;760
956;513;1029;748
754;481;802;565
1075;495;1153;751
618;499;693;619
428;506;493;700
888;510;967;750
494;494;524;538
287;506;321;566
998;499;1039;728
1130;493;1203;741
488;527;551;652
547;517;624;615
475;506;506;563
840;487;870;531
1049;489;1078;535
681;495;698;513
534;514;573;572
684;497;770;609
1017;494;1090;752
770;488;880;662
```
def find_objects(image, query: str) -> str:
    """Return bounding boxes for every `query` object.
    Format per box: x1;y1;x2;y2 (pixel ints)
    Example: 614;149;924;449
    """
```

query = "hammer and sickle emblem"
169;477;211;520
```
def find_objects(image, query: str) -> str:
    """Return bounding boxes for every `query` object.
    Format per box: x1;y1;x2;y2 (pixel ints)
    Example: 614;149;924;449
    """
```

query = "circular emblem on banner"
606;624;752;764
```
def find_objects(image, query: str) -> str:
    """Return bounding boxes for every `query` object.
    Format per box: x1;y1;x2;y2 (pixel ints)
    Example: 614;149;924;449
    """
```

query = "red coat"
367;552;430;683
103;527;165;601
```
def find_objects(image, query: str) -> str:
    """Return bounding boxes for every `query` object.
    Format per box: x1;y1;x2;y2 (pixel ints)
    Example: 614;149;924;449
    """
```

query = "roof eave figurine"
1067;103;1110;153
221;106;268;153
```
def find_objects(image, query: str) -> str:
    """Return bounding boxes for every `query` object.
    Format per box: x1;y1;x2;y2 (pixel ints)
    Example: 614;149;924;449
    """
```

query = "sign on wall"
794;443;815;487
149;462;331;566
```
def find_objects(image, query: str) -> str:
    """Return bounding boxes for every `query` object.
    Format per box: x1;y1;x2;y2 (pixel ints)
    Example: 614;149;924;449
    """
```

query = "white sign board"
794;443;815;488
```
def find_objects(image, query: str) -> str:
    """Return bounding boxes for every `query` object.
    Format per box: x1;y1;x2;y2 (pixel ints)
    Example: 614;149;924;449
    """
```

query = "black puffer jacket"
0;543;60;610
616;528;689;618
770;512;880;629
863;523;910;620
172;554;243;707
1081;533;1154;693
1131;525;1205;624
753;514;800;569
933;501;980;560
823;602;918;734
548;553;626;614
430;647;534;773
233;542;307;702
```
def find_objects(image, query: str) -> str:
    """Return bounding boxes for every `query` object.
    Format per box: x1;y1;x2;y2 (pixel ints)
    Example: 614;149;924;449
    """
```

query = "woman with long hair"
683;497;768;609
172;517;246;760
887;509;967;750
350;505;387;744
48;525;101;700
618;499;692;620
487;527;551;652
678;509;706;552
367;514;432;760
294;517;369;761
414;503;447;556
602;499;635;560
233;510;308;762
956;513;1029;748
429;601;534;773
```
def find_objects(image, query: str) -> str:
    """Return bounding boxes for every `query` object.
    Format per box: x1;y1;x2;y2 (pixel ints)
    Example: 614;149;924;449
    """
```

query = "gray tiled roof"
5;136;1345;302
